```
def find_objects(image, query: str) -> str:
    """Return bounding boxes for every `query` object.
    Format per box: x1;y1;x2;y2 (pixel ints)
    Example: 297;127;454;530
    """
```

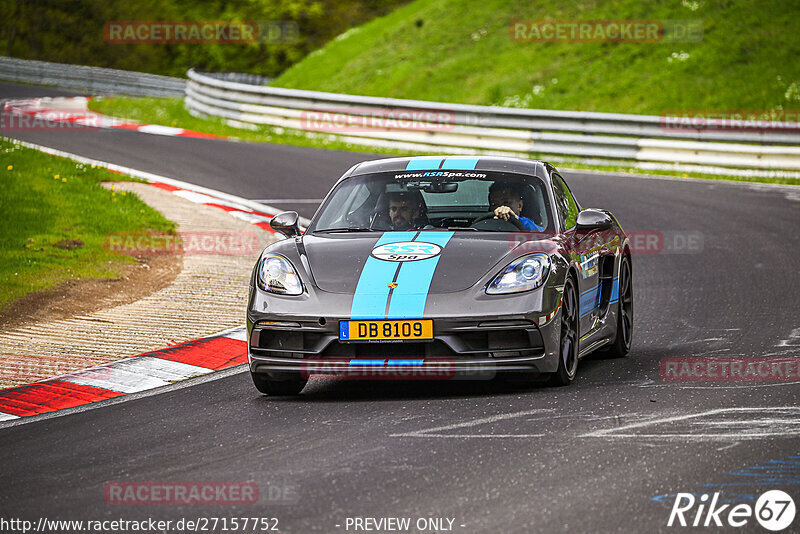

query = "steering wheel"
471;211;527;231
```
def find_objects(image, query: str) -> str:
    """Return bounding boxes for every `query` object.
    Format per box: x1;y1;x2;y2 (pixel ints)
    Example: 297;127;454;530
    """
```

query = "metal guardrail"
1;58;796;170
186;69;800;170
0;56;185;97
200;71;272;86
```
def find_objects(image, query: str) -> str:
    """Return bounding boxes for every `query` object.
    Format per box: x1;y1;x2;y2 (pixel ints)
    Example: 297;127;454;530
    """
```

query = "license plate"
339;320;433;342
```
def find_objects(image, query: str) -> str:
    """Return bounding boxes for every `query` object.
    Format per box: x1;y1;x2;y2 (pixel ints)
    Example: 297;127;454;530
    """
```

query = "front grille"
458;329;533;352
319;340;457;359
253;329;328;353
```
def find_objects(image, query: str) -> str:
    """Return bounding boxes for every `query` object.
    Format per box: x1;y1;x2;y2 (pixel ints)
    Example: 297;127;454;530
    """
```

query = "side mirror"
576;209;613;232
270;211;301;238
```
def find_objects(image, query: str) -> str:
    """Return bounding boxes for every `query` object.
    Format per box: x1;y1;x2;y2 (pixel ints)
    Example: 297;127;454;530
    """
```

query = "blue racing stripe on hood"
406;157;444;170
441;156;479;169
350;232;416;319
386;231;454;318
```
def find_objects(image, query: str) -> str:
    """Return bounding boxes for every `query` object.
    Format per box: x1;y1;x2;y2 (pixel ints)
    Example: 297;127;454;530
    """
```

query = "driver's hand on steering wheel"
493;205;519;221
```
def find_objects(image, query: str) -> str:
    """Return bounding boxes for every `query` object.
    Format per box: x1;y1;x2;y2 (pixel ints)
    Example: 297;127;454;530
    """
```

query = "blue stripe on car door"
580;285;599;317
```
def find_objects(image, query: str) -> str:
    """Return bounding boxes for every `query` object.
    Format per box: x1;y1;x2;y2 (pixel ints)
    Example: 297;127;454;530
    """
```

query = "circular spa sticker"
371;242;442;262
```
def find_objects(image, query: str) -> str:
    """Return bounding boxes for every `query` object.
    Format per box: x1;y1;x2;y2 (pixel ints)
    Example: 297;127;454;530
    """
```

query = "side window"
551;175;568;228
553;174;579;230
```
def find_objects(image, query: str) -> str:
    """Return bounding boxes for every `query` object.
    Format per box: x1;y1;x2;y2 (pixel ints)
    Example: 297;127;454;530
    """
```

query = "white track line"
582;407;800;440
390;409;554;438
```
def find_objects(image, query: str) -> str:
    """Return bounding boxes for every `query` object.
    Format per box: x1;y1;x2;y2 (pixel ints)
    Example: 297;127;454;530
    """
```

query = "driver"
488;182;544;232
387;191;428;230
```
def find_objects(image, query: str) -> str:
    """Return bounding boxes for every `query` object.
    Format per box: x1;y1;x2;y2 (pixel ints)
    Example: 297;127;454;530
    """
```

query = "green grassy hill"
273;0;800;115
0;0;408;77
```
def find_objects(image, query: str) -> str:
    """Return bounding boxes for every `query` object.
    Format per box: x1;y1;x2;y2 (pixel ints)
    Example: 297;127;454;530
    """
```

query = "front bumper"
248;315;561;378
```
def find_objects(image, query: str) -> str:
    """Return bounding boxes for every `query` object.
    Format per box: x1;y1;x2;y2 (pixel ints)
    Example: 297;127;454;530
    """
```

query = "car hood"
302;232;556;294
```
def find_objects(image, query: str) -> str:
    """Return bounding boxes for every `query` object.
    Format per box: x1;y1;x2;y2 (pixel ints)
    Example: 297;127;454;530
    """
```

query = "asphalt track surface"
1;83;799;533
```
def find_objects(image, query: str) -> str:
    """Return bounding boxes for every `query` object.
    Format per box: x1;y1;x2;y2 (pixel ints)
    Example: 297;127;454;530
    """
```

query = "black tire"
604;255;633;358
550;275;579;386
251;371;307;396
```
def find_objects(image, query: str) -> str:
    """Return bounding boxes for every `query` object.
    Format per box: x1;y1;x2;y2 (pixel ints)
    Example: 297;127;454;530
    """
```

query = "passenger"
487;182;544;232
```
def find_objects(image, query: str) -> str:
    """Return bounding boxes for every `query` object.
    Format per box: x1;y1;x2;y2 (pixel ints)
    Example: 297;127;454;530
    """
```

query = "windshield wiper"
314;227;376;233
441;226;478;231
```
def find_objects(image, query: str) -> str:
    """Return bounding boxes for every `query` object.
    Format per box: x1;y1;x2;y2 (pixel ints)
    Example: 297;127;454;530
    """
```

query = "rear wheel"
604;256;633;358
251;371;307;396
550;276;579;386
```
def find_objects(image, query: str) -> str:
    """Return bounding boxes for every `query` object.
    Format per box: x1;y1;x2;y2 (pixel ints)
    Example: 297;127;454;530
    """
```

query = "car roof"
345;155;551;178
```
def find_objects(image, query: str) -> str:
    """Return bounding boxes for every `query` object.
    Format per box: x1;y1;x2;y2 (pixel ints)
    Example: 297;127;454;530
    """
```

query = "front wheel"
550;276;579;386
251;371;307;396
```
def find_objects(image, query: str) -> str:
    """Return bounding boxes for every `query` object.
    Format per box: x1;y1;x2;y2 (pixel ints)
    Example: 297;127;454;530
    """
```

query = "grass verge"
0;138;176;312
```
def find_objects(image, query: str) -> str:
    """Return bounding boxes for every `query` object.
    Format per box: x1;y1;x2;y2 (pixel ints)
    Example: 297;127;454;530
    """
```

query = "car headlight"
257;254;303;295
486;254;550;294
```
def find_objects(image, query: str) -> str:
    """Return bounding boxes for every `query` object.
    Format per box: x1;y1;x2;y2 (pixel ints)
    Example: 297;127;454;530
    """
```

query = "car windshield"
310;170;553;233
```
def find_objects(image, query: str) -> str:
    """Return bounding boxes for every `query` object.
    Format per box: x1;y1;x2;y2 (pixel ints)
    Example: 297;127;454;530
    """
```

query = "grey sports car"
247;156;633;395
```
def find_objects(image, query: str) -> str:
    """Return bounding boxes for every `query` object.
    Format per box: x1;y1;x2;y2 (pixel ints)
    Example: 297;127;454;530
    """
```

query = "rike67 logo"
668;491;796;531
